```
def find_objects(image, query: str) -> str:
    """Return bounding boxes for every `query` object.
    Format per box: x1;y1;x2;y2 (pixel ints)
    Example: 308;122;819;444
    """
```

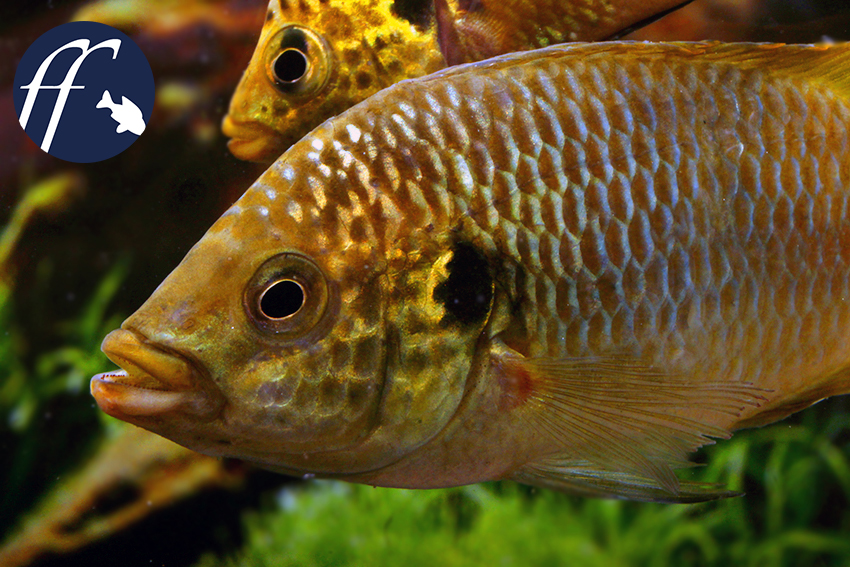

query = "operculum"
370;238;497;457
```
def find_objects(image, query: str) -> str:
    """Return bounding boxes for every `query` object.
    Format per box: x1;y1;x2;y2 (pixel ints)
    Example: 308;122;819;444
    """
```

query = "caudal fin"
96;90;114;109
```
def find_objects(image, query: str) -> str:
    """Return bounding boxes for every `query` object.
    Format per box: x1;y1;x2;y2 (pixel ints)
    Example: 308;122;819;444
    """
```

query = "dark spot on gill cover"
391;0;434;29
433;242;493;327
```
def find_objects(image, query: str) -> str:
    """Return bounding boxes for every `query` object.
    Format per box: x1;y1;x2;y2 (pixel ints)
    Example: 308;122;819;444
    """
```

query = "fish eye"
245;253;330;337
264;25;332;96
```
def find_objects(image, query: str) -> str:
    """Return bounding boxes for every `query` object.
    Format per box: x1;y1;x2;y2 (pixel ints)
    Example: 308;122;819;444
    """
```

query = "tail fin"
96;90;113;109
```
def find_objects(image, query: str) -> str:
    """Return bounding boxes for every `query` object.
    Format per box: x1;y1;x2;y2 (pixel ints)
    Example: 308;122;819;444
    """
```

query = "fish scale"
93;41;850;501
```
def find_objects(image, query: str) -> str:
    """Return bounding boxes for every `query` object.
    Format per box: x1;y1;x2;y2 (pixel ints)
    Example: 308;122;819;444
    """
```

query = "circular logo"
13;21;155;163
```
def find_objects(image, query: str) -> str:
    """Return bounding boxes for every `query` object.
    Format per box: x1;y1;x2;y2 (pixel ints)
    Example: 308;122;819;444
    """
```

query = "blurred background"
2;1;850;566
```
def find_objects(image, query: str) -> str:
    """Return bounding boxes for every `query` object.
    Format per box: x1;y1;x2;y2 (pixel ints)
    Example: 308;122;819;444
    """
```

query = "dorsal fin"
606;0;695;40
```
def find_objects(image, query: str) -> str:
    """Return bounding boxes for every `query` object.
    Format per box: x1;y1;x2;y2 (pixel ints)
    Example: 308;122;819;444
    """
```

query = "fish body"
223;0;692;164
96;90;146;135
434;0;691;65
95;42;850;502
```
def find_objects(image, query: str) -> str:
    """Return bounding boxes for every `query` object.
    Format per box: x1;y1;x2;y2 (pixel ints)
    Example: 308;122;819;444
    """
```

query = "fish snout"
91;328;222;420
221;115;287;163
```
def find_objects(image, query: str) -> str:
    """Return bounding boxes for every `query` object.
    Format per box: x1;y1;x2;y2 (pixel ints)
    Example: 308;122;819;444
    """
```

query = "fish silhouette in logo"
96;90;146;135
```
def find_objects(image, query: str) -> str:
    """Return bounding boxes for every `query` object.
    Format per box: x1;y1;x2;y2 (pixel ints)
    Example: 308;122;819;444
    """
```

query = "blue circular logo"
13;21;155;163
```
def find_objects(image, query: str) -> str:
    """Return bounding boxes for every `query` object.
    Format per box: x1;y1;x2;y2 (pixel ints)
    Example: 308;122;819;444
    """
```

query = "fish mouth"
222;115;287;163
91;328;222;420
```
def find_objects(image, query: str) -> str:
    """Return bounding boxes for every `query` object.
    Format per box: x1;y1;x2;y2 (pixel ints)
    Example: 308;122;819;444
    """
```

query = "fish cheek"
233;334;383;454
227;254;387;457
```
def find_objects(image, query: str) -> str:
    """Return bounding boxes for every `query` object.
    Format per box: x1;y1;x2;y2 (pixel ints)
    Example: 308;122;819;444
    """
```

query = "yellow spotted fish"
96;42;850;502
223;0;692;164
222;0;444;162
434;0;692;65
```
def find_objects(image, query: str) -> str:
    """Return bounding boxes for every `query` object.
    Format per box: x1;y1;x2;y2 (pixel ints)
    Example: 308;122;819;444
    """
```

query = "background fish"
222;0;445;162
95;41;850;502
434;0;692;64
223;0;695;164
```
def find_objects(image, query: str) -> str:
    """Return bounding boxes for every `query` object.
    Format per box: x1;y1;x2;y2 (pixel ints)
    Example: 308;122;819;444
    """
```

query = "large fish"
222;0;691;164
94;42;850;502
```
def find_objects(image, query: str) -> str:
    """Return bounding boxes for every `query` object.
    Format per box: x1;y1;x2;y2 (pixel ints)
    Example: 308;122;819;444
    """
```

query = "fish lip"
90;328;222;419
222;115;286;162
101;328;195;391
91;370;209;417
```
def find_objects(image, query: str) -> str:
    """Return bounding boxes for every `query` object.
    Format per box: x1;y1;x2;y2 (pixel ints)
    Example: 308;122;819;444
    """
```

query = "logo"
13;21;155;163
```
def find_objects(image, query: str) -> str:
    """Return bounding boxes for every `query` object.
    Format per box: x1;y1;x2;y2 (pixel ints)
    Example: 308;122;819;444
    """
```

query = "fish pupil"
260;279;305;319
433;242;493;326
274;49;309;84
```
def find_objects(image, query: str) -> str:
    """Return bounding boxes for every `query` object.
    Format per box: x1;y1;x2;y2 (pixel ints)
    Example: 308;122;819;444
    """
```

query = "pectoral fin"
491;345;765;501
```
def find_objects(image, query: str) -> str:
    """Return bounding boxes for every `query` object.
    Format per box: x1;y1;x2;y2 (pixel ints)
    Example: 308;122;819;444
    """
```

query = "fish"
93;41;850;502
96;90;146;135
222;0;693;164
221;0;445;163
434;0;693;65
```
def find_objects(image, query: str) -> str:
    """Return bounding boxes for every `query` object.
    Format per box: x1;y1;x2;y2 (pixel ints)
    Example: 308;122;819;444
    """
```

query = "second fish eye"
264;25;331;96
259;279;305;319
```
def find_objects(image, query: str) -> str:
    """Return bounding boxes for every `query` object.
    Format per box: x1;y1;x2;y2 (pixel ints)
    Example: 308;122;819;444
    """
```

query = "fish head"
92;140;490;474
222;0;443;164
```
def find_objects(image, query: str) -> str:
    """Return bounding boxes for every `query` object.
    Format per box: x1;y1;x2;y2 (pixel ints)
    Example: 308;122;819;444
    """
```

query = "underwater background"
2;1;850;566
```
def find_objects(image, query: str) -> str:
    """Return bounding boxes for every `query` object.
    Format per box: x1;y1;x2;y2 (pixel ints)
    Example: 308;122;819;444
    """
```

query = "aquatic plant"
0;258;129;535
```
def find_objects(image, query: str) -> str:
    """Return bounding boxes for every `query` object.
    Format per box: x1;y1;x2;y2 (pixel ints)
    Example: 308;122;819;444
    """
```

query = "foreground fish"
223;0;692;164
94;41;850;502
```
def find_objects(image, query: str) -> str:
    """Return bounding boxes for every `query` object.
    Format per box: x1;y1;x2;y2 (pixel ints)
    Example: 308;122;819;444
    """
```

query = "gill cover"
371;239;496;454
